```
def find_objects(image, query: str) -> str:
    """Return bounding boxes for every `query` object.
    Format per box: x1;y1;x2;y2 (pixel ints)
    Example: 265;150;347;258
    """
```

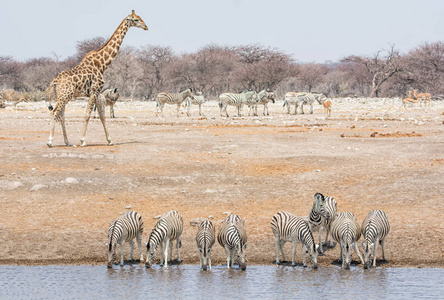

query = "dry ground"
0;98;443;268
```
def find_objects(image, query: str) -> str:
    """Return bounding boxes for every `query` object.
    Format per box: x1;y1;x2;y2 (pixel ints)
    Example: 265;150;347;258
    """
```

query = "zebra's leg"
318;226;324;254
176;236;182;263
309;104;313;114
176;103;181;117
136;233;143;262
110;103;115;118
373;241;379;267
353;241;364;265
164;239;170;267
381;237;387;262
224;246;231;268
128;240;135;262
293;103;297;115
119;240;126;266
159;242;165;266
279;240;287;262
274;236;280;264
302;244;307;267
291;241;297;266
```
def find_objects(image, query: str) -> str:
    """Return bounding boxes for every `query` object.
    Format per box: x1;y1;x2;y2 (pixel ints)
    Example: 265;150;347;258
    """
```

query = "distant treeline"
1;40;443;101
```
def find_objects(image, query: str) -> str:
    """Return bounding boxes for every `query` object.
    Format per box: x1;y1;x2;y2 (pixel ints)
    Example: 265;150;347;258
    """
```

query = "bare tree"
75;37;107;63
341;45;402;97
298;63;327;92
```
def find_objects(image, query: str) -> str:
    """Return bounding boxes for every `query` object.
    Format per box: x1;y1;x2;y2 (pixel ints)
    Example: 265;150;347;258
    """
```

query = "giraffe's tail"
47;82;56;111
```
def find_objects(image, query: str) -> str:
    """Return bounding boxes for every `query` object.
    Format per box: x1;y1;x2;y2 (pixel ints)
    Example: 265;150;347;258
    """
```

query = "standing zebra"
106;210;144;268
283;92;306;114
308;192;338;254
361;210;390;269
219;91;257;117
260;90;276;116
217;214;248;270
195;219;215;271
145;210;183;268
295;93;325;114
156;89;194;117
270;211;318;268
331;211;364;270
247;90;267;116
186;91;206;116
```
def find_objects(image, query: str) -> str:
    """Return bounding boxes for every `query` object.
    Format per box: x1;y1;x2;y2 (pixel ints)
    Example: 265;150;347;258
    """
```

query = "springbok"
321;99;332;118
412;89;431;107
402;91;419;110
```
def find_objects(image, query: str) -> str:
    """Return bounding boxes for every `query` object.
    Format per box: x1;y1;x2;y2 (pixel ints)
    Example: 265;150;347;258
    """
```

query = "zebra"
145;210;183;268
331;211;364;269
94;88;120;118
195;219;215;271
270;211;318;268
219;91;257;117
308;192;338;254
283;92;306;114
217;214;248;270
156;89;194;117
361;210;390;269
295;93;325;114
246;90;267;116
105;210;144;268
186;91;206;116
260;90;276;116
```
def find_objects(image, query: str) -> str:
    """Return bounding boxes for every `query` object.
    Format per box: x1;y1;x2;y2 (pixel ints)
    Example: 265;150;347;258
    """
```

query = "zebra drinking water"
331;211;364;269
156;89;194;117
217;214;248;270
361;210;390;269
270;211;318;268
309;192;338;254
145;210;183;268
195;219;215;271
106;211;144;268
219;91;257;117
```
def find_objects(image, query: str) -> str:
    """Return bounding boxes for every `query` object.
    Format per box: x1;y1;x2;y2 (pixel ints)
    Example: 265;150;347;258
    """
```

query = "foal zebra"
309;192;338;254
156;89;194;117
106;211;144;268
145;210;183;268
331;211;364;269
361;210;390;269
217;214;248;270
195;219;215;270
219;91;257;117
271;211;318;268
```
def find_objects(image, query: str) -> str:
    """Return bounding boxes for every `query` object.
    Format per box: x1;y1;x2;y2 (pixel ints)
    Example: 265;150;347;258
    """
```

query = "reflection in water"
0;265;443;299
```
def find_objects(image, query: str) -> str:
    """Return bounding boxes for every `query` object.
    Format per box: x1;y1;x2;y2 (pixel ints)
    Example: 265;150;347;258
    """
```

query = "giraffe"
47;10;148;147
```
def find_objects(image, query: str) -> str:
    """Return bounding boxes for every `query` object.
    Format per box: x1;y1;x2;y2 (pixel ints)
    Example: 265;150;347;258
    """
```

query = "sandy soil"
0;98;443;268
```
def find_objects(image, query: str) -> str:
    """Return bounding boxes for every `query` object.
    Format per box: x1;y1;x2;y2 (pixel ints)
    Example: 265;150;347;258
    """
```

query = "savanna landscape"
1;97;443;268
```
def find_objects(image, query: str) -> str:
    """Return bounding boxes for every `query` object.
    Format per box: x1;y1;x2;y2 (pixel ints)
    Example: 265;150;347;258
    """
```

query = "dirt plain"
0;98;443;268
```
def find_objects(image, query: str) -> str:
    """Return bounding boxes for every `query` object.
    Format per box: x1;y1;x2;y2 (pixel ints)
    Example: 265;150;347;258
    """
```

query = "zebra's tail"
283;99;287;107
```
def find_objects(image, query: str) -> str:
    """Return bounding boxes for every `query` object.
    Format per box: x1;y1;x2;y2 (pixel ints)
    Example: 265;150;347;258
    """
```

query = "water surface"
1;264;443;299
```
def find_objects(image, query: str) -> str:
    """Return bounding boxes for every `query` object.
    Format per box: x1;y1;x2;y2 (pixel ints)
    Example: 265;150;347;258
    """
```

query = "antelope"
321;99;332;118
402;91;419;110
412;89;431;107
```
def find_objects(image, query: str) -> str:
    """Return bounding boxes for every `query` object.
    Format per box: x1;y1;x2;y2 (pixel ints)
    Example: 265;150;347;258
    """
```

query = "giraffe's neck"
82;19;130;74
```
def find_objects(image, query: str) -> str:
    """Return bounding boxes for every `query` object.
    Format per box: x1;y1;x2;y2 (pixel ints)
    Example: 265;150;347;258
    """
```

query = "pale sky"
1;0;443;63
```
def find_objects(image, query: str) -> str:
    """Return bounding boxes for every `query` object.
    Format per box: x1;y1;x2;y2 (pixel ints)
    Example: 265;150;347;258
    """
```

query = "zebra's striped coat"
271;211;318;268
186;92;206;116
295;93;325;114
361;210;390;268
217;214;248;270
195;219;215;270
106;210;144;268
331;211;364;269
156;89;194;117
219;91;257;117
145;210;183;268
309;192;338;253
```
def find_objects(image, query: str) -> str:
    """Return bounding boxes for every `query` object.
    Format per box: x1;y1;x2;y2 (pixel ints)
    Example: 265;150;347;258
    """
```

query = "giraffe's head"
126;10;148;30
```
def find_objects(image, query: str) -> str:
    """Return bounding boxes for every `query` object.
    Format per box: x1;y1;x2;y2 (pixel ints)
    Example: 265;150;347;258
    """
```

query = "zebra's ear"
198;248;203;254
361;242;365;250
243;243;247;250
207;248;211;253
